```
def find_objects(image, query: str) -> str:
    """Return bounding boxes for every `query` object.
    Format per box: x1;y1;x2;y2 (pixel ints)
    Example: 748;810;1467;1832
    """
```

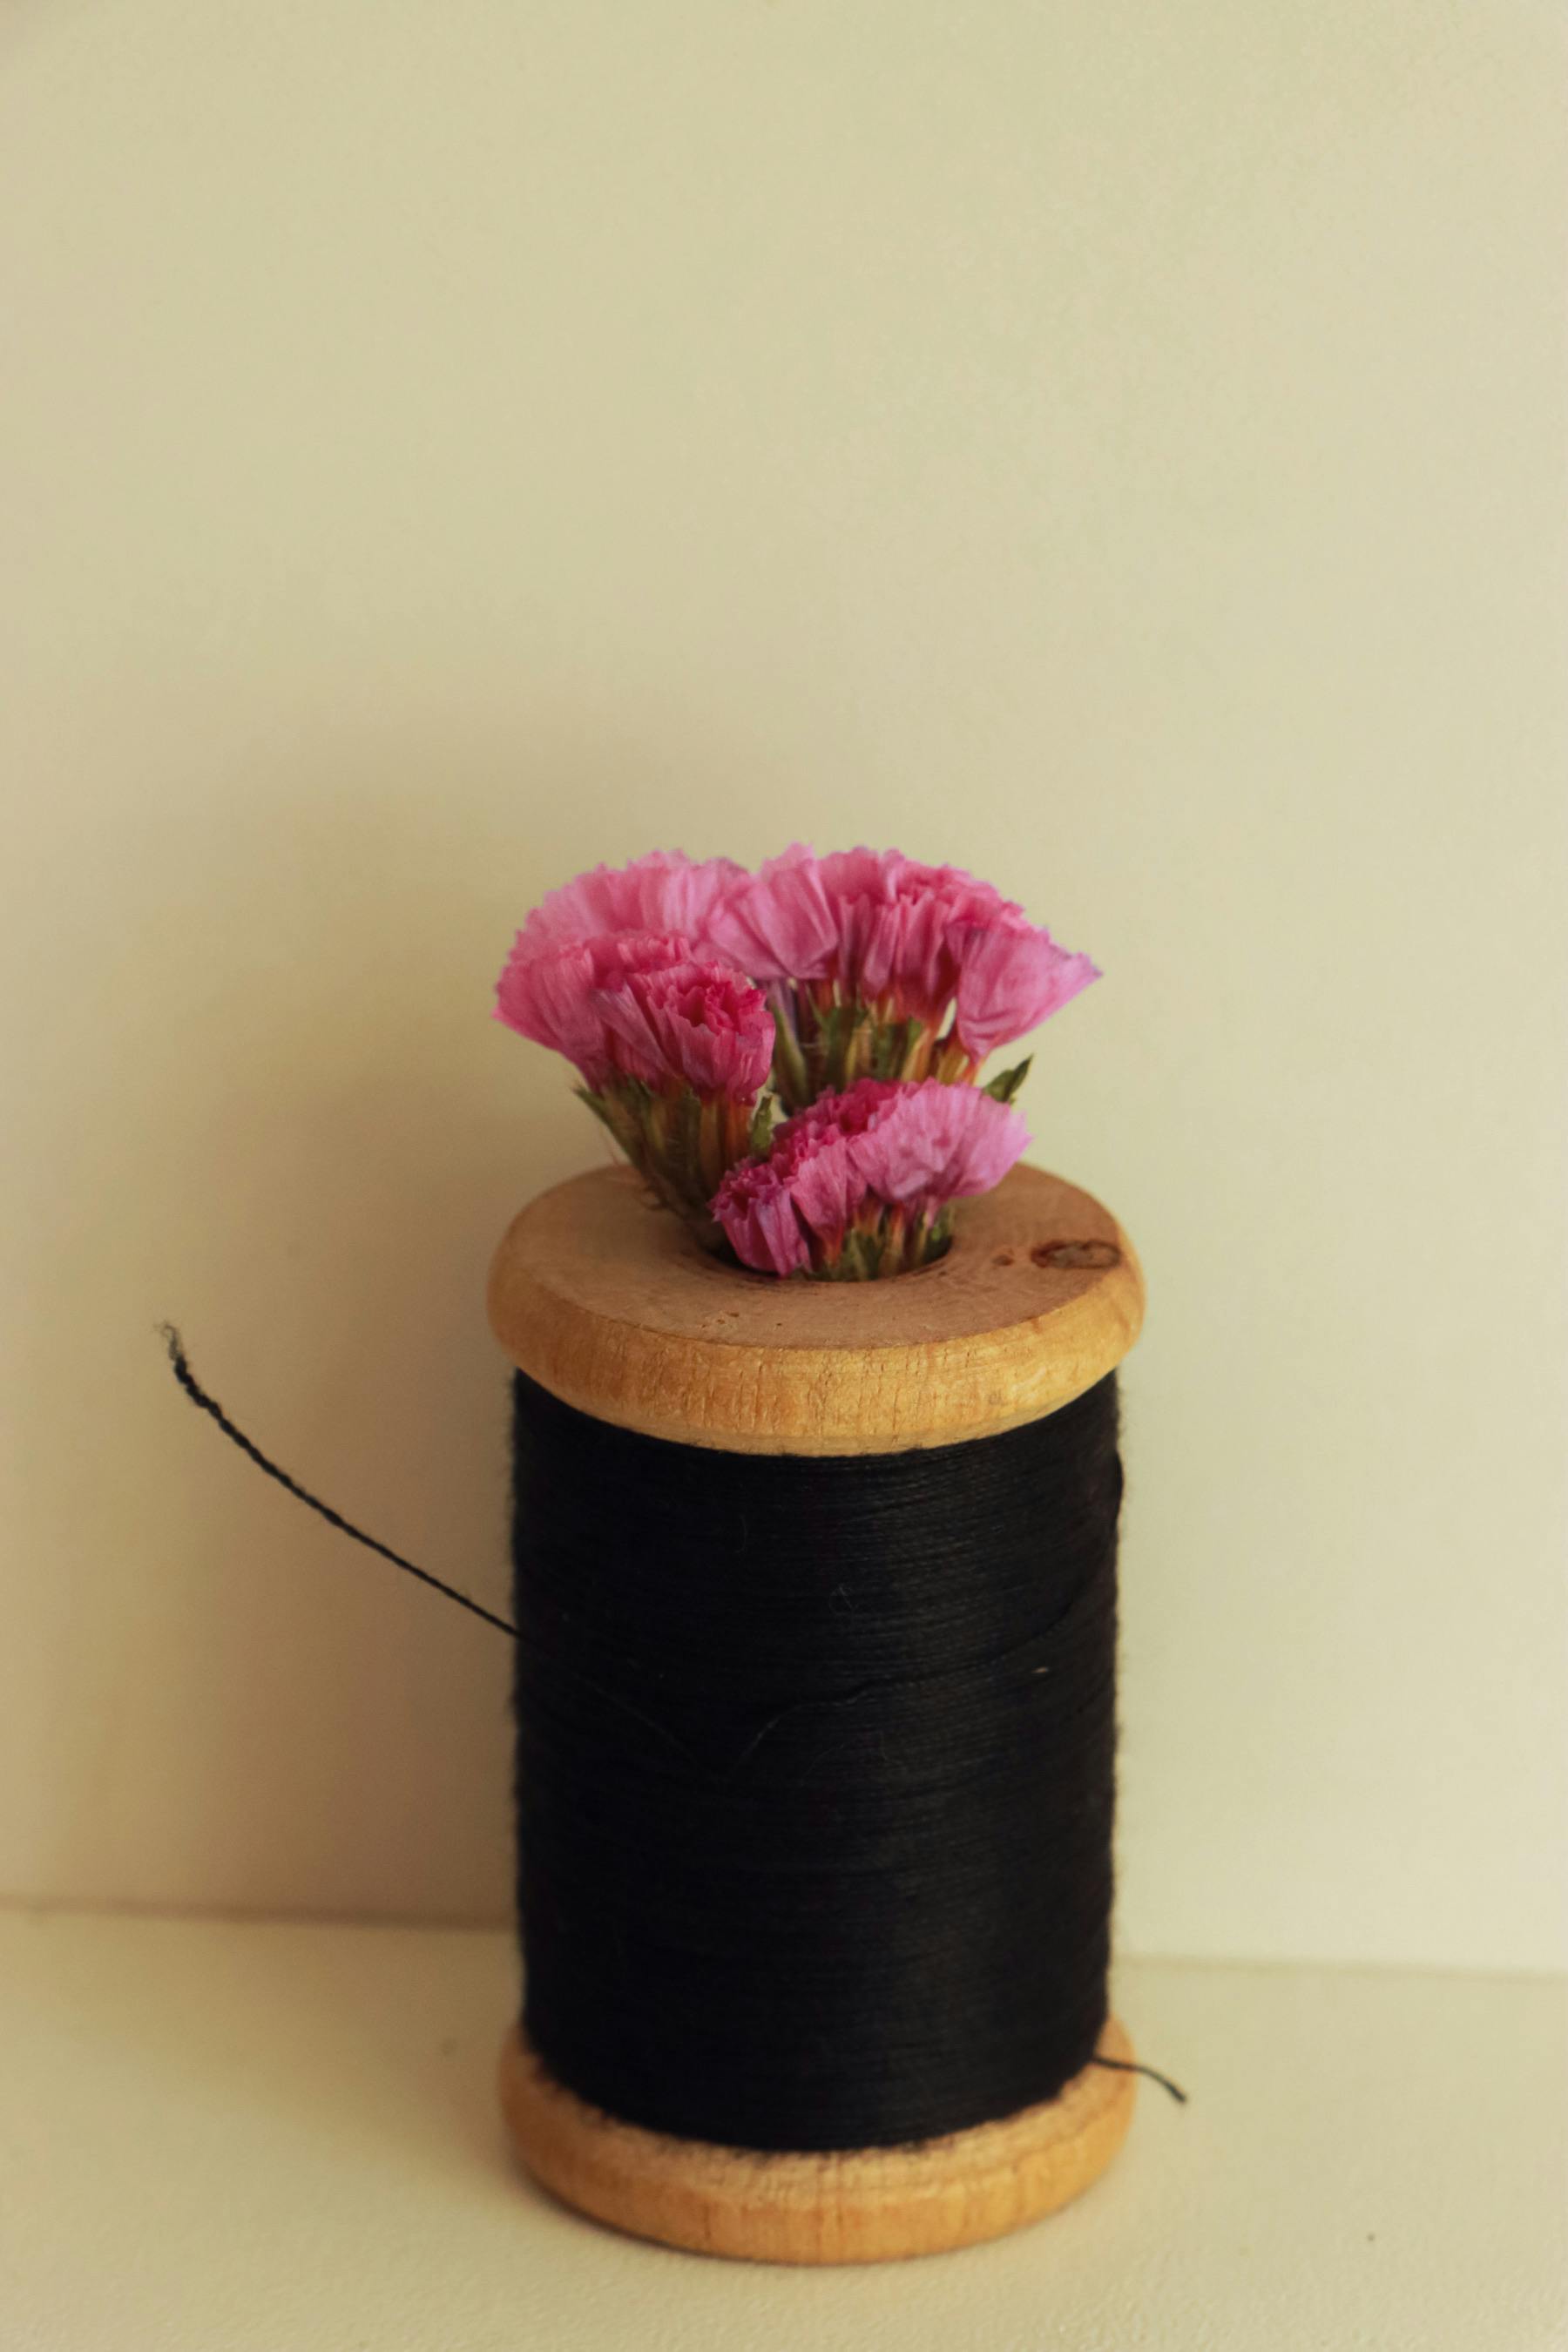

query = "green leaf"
982;1056;1032;1106
573;1085;615;1130
575;1085;639;1160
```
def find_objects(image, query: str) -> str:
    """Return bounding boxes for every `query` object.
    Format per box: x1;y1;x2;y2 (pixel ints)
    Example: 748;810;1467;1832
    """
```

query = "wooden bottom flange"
498;2021;1138;2263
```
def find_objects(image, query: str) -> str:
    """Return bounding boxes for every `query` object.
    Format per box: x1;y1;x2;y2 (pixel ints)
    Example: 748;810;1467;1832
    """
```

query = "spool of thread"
488;1159;1145;2264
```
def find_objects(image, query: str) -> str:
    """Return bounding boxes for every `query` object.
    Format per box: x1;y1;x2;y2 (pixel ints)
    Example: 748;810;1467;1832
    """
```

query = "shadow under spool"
487;1162;1146;2263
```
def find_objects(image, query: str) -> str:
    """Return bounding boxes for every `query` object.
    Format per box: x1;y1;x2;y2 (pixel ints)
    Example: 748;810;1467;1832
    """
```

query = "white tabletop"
1;1910;1562;2351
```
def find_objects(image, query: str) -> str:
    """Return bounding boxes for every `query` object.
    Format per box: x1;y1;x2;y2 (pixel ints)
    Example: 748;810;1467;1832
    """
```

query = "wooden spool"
488;1160;1146;2263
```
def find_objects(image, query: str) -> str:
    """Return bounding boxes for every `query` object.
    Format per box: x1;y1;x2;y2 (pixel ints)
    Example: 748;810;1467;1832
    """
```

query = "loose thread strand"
1090;2052;1189;2104
158;1324;517;1639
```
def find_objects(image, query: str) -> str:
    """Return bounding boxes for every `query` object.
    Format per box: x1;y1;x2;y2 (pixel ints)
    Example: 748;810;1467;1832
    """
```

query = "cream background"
2;0;1563;1974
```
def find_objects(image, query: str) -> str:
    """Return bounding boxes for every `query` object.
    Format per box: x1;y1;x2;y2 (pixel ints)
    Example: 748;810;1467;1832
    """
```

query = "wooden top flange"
488;1161;1143;1455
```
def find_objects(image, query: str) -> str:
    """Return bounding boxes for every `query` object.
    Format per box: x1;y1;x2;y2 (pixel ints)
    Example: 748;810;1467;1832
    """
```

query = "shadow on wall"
15;716;675;1928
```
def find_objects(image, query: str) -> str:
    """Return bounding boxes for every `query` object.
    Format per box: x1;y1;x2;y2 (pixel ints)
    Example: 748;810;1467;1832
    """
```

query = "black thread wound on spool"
510;1369;1125;2154
159;1325;1182;2118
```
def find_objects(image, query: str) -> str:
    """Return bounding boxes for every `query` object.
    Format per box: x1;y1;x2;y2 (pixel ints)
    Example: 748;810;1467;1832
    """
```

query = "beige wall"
2;0;1563;1970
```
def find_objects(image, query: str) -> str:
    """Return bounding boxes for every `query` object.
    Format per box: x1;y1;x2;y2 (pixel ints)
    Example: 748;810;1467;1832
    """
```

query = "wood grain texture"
488;1160;1144;1454
499;2024;1138;2264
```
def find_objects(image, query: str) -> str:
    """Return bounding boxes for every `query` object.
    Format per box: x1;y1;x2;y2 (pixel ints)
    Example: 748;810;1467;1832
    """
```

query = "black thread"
159;1328;1185;2134
510;1369;1125;2153
159;1326;517;1639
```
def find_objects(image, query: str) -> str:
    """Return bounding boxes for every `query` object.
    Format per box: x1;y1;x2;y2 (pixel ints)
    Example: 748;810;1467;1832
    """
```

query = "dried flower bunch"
496;848;1097;1280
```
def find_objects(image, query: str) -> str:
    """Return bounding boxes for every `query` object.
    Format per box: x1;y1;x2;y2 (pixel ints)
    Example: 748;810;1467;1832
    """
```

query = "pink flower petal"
951;923;1099;1061
708;844;840;983
786;1133;868;1244
517;851;746;962
712;1159;810;1276
849;1081;1030;1207
494;938;612;1085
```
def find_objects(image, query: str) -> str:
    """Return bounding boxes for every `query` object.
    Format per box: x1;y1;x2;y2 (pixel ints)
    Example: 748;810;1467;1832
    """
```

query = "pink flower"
713;1078;1030;1276
498;854;774;1102
714;845;1097;1064
517;851;744;962
597;958;774;1101
708;1159;810;1278
497;929;773;1107
495;930;691;1090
